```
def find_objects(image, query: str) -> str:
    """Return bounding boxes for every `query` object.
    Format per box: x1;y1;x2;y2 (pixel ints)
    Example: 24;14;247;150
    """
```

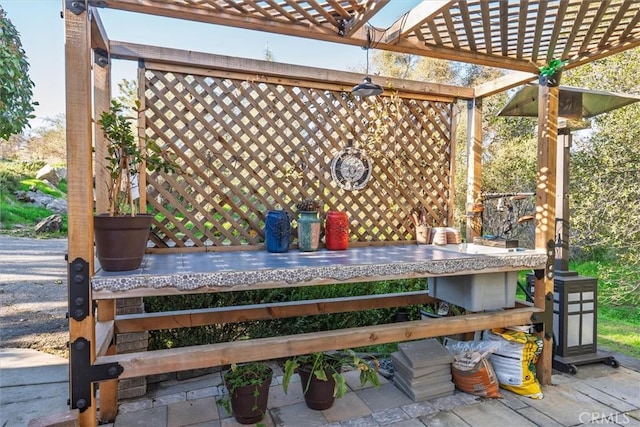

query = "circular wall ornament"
330;147;372;191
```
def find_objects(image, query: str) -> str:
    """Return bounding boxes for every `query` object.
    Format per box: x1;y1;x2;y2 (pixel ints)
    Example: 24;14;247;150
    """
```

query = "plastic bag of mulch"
443;338;502;398
482;328;544;399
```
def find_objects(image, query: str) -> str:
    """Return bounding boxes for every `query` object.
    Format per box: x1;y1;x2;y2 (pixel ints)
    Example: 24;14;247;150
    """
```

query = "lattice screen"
142;66;454;250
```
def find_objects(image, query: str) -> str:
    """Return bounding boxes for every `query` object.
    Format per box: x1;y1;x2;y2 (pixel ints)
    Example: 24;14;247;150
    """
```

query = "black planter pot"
227;374;272;424
298;368;336;410
94;214;153;271
539;70;562;87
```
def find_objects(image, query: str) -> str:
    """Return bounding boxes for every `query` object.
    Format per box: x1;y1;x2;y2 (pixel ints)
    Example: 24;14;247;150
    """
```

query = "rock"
45;198;68;214
54;167;67;181
34;214;63;233
28;191;55;208
35;165;60;187
15;191;34;202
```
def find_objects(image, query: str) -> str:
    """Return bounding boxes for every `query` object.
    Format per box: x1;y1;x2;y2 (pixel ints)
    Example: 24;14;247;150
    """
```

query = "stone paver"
322;392;372;423
380;419;424;427
357;383;413;412
168;397;219;427
270;402;327;426
268;384;305;409
339;414;379;427
419;411;470;427
370;407;411;425
453;400;537;427
343;369;390;391
154;373;223;397
114;406;167;426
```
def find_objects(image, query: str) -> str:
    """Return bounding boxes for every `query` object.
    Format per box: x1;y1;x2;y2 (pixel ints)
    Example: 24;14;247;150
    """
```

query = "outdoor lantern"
352;27;383;97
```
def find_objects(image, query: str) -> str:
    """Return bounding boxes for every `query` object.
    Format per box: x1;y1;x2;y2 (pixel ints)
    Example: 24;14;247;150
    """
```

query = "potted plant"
94;100;175;271
295;197;322;251
282;350;380;410
539;58;567;87
220;362;273;424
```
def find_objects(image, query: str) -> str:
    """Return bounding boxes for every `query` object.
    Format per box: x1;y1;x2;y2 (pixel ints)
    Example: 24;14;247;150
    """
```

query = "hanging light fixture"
352;27;383;97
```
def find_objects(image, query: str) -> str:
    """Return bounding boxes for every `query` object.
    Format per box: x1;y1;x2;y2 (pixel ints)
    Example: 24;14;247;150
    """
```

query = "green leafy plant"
97;100;175;216
539;58;567;77
0;7;38;140
282;350;380;399
219;362;272;422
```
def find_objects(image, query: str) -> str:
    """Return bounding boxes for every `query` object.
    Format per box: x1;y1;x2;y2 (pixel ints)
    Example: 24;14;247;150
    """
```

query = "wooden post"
448;102;457;226
465;98;482;241
94;50;118;422
65;3;97;425
535;84;558;386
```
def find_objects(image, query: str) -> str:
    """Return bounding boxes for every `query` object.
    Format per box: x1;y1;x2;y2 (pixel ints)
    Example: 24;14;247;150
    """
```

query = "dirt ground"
0;234;69;357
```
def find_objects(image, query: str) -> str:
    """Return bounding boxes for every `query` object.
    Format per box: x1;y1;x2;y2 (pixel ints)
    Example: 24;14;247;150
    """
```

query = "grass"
0;172;68;235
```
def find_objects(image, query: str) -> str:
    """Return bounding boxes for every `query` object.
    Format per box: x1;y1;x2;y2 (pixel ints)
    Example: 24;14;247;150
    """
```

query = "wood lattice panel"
142;65;453;250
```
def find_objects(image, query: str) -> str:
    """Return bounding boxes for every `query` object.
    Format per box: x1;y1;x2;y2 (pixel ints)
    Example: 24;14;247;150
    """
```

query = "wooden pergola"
64;1;640;425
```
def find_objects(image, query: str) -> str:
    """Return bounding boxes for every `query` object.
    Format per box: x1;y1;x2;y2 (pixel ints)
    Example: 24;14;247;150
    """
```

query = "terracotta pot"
298;368;336;410
94;214;153;271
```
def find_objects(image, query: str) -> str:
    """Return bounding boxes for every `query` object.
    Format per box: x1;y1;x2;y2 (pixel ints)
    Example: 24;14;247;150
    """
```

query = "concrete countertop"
92;244;547;297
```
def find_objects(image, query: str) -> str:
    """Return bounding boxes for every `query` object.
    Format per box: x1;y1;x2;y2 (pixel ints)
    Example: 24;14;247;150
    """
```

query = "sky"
1;0;421;129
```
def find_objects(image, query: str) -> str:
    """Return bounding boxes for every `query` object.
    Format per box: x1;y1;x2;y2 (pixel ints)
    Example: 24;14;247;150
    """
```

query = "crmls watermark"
579;412;631;424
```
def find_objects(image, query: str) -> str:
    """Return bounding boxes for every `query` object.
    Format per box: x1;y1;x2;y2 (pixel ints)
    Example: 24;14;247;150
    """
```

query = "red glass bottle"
325;211;349;250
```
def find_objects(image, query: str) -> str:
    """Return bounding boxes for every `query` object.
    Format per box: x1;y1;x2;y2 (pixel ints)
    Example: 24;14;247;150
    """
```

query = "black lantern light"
352;27;383;97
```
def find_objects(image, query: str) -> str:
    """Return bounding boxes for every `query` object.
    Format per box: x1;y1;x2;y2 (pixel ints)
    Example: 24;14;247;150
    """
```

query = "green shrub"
144;279;425;350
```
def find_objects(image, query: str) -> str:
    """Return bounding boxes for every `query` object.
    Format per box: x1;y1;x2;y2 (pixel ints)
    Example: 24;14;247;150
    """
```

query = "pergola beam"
384;1;455;44
109;40;474;100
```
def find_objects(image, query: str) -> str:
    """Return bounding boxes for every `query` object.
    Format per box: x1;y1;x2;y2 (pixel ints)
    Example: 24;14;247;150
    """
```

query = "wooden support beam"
465;98;482;241
65;4;96;425
96;301;118;423
473;71;537;99
95;320;114;357
115;291;436;333
89;7;109;51
109;41;473;100
99;307;542;379
534;84;558;386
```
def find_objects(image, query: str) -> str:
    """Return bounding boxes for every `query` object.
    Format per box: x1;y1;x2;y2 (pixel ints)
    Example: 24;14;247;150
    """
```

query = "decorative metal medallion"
330;146;372;191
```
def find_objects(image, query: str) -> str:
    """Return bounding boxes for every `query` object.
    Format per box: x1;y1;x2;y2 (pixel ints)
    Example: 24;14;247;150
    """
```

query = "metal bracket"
68;258;90;321
545;239;555;280
94;48;109;68
65;0;86;15
70;337;124;412
532;292;554;337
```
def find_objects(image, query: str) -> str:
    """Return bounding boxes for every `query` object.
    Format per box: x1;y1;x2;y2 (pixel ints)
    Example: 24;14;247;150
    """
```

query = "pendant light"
352;28;383;97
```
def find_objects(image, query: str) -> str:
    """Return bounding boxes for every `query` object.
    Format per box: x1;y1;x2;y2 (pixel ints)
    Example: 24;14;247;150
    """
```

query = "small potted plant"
539;58;567;87
282;350;380;410
94;100;176;271
220;362;273;424
295;197;322;251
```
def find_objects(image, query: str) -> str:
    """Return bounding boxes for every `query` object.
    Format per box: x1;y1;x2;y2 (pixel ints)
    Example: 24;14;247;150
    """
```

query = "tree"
0;6;37;140
26;114;66;162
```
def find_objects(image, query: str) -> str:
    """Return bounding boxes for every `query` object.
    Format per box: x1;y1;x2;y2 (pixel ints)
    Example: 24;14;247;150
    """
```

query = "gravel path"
0;235;69;357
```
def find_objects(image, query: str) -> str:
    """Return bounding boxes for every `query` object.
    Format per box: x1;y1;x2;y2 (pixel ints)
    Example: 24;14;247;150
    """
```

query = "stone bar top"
92;244;547;297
